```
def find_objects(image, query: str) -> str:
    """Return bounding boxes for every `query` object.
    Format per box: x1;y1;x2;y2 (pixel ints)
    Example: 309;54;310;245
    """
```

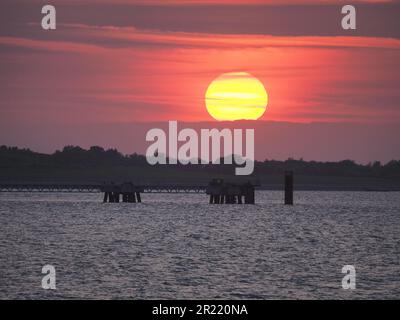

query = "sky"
0;0;399;163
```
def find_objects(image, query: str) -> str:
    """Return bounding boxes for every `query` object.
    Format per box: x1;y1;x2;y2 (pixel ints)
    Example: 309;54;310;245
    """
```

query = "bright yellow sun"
205;72;268;121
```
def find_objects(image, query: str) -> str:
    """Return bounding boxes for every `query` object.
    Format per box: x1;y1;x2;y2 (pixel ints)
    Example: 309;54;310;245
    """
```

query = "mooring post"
248;188;255;204
284;171;294;205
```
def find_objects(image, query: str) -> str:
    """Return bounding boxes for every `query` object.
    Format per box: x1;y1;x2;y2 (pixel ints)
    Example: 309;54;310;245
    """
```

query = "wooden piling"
206;179;257;205
101;182;144;203
284;171;294;205
249;188;255;204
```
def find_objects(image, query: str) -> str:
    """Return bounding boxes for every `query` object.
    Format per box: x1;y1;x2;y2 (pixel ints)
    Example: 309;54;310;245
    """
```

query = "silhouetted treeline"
1;145;400;178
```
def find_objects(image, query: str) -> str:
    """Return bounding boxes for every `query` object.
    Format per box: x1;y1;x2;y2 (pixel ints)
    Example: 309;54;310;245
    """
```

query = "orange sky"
0;0;399;161
1;24;399;124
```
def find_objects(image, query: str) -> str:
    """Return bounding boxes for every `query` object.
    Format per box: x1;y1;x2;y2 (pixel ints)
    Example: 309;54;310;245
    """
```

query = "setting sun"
205;72;268;121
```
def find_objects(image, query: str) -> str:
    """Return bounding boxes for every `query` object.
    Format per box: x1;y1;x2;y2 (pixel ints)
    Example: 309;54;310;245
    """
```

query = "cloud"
3;24;400;52
0;36;107;54
2;1;400;39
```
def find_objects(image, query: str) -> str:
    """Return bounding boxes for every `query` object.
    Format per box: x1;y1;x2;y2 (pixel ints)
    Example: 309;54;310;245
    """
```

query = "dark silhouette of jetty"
101;182;144;203
99;179;260;204
206;179;255;204
0;171;296;205
100;173;294;205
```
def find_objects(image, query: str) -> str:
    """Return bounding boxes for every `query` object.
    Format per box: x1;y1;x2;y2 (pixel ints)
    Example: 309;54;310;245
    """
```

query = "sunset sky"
0;0;399;162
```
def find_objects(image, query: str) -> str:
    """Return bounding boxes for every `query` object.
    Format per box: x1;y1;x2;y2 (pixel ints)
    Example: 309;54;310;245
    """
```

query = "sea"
0;191;399;299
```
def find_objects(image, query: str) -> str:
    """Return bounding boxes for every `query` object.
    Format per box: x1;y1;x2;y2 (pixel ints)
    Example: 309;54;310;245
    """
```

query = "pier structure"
101;182;144;203
0;184;205;193
206;179;255;204
1;174;300;205
284;171;294;205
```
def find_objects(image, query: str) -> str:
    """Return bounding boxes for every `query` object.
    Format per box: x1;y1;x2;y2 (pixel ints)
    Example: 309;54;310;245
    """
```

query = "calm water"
0;191;399;299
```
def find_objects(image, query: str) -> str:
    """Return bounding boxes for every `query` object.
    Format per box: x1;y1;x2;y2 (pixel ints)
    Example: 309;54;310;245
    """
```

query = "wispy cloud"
4;23;400;52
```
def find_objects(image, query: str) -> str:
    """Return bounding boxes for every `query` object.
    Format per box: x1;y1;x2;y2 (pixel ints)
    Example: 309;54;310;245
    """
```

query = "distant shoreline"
1;145;400;192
